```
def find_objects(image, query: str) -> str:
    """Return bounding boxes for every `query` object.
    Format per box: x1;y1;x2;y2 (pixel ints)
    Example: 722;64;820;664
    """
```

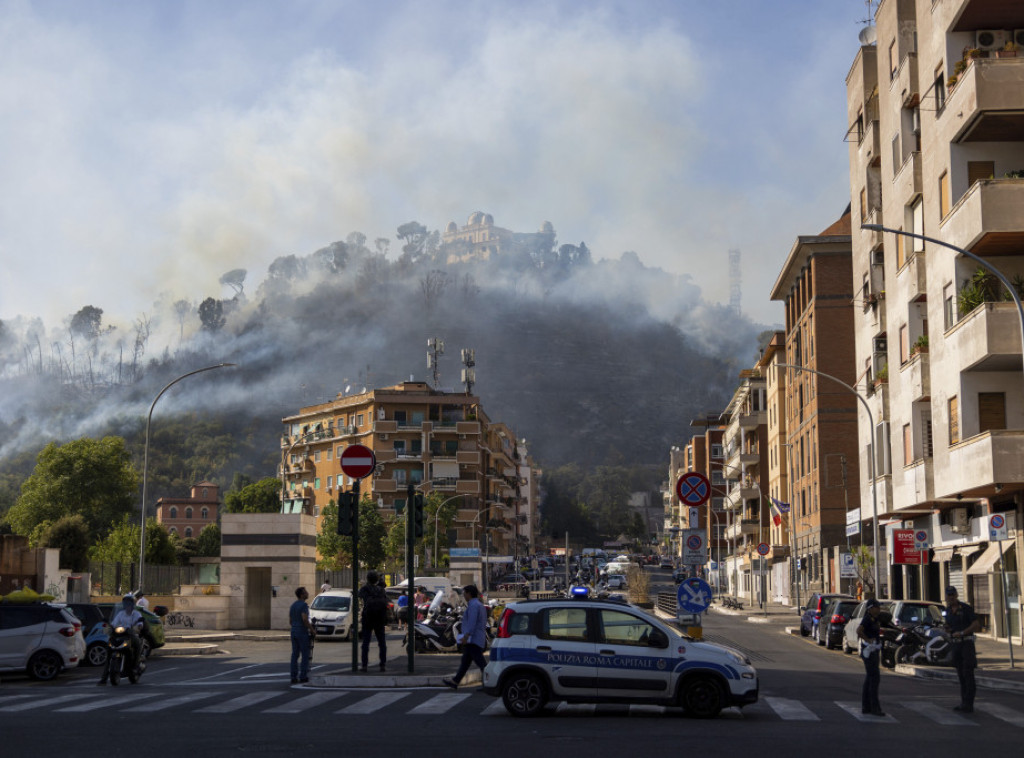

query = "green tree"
39;514;91;571
172;533;200;566
224;477;281;513
316;500;349;570
6;437;139;539
196;523;221;557
90;515;176;564
384;517;406;572
315;496;386;570
358;495;387;570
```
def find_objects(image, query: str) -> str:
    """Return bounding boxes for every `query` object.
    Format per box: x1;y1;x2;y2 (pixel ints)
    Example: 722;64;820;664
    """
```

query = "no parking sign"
990;513;1008;540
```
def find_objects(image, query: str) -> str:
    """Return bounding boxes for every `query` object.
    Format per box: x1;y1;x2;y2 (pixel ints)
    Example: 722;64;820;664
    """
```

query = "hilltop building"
441;212;556;263
155;482;220;539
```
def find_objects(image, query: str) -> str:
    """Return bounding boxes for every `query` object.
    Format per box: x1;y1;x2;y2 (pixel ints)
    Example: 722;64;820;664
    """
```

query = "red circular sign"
757;542;770;556
676;472;711;506
340;444;376;479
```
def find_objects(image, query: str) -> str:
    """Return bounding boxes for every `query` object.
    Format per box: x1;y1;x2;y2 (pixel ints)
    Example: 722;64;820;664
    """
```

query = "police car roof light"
570;586;590;598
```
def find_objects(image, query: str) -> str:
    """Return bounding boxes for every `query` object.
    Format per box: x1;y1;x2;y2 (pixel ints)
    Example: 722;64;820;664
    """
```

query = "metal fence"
89;562;196;596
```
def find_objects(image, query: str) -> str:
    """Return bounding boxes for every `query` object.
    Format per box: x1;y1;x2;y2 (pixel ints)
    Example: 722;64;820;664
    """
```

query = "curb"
150;643;223;657
165;633;289;643
310;669;482;689
894;663;1024;694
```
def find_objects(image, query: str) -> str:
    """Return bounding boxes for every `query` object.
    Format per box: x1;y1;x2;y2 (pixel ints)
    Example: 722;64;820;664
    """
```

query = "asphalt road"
3;568;1024;756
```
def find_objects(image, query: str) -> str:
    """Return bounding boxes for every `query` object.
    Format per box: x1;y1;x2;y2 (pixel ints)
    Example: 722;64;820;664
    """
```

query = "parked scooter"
406;603;463;653
106;626;145;686
894;622;954;666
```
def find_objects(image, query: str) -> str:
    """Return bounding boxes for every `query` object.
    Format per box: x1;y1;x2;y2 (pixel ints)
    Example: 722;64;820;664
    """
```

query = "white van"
391;577;461;607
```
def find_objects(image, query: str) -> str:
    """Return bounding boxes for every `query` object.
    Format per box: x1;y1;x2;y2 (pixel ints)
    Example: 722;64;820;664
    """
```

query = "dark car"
818;599;859;650
799;593;855;642
66;603;113;667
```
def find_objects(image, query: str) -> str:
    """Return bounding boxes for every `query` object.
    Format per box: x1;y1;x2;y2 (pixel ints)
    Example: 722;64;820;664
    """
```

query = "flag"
769;496;790;526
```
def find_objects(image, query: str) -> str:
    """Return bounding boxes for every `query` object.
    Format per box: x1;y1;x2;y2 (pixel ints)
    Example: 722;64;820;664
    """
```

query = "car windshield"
311;596;350;611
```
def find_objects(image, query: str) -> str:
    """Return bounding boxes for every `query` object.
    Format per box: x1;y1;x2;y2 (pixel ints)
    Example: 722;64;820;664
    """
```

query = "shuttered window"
967;161;994;186
939;171;951;218
948;396;960;445
978;392;1007;433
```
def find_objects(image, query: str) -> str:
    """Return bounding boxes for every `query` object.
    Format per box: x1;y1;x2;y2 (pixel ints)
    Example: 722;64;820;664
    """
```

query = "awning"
933;547;955;563
957;544;982;559
432;461;460;478
966;541;1014;575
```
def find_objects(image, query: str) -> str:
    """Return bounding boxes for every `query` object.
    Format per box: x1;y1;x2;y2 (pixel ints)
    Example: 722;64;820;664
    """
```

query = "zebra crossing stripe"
765;697;820;721
337;692;411;714
263;691;348;714
0;694;91;712
407;693;471;714
58;692;161;712
556;702;595;715
195;691;283;713
983;703;1024;728
903;701;977;726
124;691;225;712
0;695;34;706
479;699;507;716
834;701;897;723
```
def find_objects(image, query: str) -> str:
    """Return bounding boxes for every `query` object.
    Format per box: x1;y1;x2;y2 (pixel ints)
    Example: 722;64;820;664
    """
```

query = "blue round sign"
677;577;713;614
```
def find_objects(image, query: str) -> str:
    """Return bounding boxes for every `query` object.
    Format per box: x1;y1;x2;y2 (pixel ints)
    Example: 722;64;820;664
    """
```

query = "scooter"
106;626;145;686
894;622;954;666
406;604;463;653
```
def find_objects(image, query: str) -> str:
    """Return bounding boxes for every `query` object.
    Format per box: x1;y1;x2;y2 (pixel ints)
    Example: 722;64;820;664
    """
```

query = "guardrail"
656;592;677;615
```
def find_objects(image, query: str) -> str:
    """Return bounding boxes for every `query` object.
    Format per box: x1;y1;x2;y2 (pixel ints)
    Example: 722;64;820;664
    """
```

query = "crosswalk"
1;689;1023;726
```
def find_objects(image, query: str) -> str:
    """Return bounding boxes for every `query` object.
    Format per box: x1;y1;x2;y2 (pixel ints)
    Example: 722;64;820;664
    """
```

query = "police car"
482;593;758;718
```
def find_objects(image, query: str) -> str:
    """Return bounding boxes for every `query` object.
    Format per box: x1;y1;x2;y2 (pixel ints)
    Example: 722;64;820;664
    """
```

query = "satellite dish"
858;25;877;45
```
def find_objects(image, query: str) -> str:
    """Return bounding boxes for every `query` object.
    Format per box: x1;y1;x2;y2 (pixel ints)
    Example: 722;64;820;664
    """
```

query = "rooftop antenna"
857;0;877;45
427;337;445;388
461;348;476;395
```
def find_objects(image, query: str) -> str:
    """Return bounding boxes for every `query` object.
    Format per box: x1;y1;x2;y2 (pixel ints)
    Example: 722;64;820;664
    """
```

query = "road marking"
195;691;283;713
337;692;410;714
835;701;897;723
555;702;595;715
58;692;161;712
629;704;667;716
124;691;224;712
186;664;261;682
0;695;34;706
765;697;820;721
407;693;471;714
984;703;1024;728
903;701;977;726
263;691;347;713
480;699;507;716
0;694;91;712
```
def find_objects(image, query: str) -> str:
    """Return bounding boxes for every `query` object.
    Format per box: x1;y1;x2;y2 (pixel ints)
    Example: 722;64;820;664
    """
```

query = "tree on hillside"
69;305;104;340
5;437;138;539
196;523;221;557
198;298;226;332
173;299;192;343
219;269;247;297
223;477;281;513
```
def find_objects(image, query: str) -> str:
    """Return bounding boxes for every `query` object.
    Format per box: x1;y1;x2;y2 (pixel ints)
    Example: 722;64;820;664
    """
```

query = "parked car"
840;599;943;656
799;593;855;642
0;602;85;680
308;589;353;639
66;603;113;667
819;599;859;650
604;574;627;590
841;600;896;655
659;557;674;570
94;603;166;658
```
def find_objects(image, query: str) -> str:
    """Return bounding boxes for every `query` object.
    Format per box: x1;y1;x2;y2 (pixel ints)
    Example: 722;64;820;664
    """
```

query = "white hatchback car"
483;596;758;718
0;602;85;680
309;589;353;639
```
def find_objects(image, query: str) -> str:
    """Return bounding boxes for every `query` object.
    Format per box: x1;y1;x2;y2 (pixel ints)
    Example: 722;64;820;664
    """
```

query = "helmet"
122;594;136;604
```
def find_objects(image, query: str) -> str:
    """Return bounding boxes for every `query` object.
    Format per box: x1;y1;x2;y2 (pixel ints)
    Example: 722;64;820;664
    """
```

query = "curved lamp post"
138;363;237;591
775;363;881;597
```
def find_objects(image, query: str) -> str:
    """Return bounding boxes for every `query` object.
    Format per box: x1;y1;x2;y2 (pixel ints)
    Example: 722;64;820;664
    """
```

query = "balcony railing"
945;302;1021;372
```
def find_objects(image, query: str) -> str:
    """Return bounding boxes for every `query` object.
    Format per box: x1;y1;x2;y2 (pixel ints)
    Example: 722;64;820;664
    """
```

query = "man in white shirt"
98;595;145;685
134;591;150;610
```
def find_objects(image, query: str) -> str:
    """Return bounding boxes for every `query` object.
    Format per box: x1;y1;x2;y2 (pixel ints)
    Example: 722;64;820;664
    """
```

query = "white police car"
482;594;758;718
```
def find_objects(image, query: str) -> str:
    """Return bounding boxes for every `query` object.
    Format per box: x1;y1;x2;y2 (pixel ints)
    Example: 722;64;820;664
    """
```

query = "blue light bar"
570;586;590;598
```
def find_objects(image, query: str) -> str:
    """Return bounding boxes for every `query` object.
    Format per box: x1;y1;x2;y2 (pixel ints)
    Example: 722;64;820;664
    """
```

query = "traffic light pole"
406;484;416;673
350;481;360;672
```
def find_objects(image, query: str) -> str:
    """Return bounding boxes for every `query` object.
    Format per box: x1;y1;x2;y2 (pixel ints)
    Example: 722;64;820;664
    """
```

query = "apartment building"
280;381;528;561
678;421;727;584
760;332;792;602
156;482;220;539
846;0;1024;637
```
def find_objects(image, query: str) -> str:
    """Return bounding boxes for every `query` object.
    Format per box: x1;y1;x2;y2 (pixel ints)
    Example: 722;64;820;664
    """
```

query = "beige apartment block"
846;0;1024;638
760;332;793;603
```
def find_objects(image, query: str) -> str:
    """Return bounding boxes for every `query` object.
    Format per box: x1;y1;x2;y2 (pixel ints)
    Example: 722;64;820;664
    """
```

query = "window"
921;410;933;458
539;607;589;642
978;393;1007;433
326;449;332;461
314;477;321;490
948;396;960;445
201;507;209;519
967;161;994;186
410;470;423;484
314;451;321;463
169;507;177;519
896;228;906;269
394;440;406;454
943;283;955;329
860;187;868;223
599;610;655;647
327;476;333;489
899;324;910;364
184;527;193;538
394;498;406;513
934;67;946;111
888;39;898;80
903;423;913;466
202;487;208;498
911;198;924;253
395;469;407;484
356;414;364;426
939;171;951;218
394;410;407;424
892;133;901;171
711;444;723;459
185;507;193;519
712;471;725;486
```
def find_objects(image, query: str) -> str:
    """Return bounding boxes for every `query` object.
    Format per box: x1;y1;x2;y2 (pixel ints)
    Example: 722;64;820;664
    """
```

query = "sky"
0;0;873;328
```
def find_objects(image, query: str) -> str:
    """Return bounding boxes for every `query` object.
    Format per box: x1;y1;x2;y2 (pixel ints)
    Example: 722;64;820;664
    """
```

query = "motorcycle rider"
98;594;144;685
944;586;980;713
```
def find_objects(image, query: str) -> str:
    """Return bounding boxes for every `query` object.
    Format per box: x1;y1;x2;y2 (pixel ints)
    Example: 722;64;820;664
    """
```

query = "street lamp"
432;494;464;569
776;362;881;597
139;363;236;592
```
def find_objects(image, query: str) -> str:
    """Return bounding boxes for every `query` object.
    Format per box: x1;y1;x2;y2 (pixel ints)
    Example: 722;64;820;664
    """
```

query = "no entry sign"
340;444;376;480
676;472;711;506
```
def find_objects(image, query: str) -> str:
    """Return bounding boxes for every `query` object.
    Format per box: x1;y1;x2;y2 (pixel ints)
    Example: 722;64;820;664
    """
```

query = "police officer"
856;598;885;716
944;586;980;713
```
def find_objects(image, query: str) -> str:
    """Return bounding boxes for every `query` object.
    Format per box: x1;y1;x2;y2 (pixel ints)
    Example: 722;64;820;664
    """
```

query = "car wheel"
843;638;854;654
86;642;109;668
894;645;912;666
680;675;724;719
27;650;63;681
501;672;548;717
799;623;809;637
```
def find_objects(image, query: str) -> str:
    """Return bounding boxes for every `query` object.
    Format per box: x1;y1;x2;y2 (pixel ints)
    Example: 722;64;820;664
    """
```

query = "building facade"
155;482;220;539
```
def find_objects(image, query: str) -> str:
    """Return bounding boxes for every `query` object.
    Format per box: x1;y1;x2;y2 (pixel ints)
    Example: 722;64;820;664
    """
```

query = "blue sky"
0;0;872;326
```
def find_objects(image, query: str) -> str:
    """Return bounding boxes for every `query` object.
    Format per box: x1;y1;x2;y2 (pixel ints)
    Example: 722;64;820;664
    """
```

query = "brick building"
155;482;220;539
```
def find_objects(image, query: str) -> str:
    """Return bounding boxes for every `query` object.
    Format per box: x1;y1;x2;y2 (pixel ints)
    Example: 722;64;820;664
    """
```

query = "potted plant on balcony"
996;41;1019;59
911;335;929;356
873;363;888;388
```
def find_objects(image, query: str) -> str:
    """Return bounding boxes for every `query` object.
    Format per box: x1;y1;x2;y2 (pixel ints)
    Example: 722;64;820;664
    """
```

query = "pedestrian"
134;590;150;611
358;571;388;672
856;598;885;716
443;584;488;689
944;585;980;713
396;591;409;629
320;581;331;594
289;586;315;684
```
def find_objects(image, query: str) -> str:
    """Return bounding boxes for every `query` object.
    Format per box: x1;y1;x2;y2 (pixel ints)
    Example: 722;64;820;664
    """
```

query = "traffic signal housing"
413;493;425;538
336;493;356;536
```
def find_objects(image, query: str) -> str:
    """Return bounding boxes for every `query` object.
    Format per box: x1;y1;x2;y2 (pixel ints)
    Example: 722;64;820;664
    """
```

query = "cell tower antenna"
461;348;476;395
427;337;445;388
728;248;742;316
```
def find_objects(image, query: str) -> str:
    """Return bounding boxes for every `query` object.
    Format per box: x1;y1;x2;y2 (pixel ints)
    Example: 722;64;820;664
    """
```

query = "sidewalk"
711;599;1024;694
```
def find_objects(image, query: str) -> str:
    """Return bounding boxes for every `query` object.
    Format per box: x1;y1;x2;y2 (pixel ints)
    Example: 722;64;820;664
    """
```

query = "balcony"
893;151;922;203
894;52;919;108
898;250;927;301
945;58;1024;144
893;458;933;508
726;485;760;509
940;430;1024;499
946;302;1022;371
375;449;397;464
860;119;881;168
456;480;481;496
739;451;759;468
940;179;1024;255
456;421;481;436
456;450;480;466
900;349;930;401
374;479;398;494
738;411;766;430
395;449;423;460
725;520;759;540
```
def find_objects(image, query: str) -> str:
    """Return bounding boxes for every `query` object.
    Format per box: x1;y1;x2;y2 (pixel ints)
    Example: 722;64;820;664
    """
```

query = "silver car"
0;603;85;680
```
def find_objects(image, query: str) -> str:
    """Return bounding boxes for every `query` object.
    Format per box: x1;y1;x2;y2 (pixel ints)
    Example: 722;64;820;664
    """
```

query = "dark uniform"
859;609;884;715
945;599;978;710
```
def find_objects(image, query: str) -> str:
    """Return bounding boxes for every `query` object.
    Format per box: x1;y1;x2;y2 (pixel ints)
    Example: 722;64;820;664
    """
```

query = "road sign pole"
407;484;415;673
351;480;360;672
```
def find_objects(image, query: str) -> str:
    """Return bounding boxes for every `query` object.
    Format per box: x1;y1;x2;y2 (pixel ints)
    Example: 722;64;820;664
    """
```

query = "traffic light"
413;493;425;538
336;493;356;536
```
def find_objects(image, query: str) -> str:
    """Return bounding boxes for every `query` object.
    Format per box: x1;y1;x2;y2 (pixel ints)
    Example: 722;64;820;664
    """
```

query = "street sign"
676;472;711;506
840;552;857;579
688;506;700;527
893;529;928;565
756;542;770;556
681;529;707;565
340;444;376;480
677;577;713;614
913;529;929;551
990;513;1008;541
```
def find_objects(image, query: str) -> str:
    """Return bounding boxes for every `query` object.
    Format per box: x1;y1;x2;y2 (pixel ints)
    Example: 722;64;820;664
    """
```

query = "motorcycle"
106;626;145;686
405;603;463;653
894;622;954;666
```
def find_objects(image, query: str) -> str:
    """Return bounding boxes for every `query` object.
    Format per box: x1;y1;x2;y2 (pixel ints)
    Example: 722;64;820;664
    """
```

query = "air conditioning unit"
1016;30;1024;48
871;249;884;266
379;434;388;441
949;507;970;533
910;108;920;134
976;29;1007;51
873;336;888;353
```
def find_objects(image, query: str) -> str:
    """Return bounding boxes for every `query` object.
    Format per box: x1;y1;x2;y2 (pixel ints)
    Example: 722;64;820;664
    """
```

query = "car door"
595;608;673;700
535;605;598;697
844;601;867;650
0;607;43;669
